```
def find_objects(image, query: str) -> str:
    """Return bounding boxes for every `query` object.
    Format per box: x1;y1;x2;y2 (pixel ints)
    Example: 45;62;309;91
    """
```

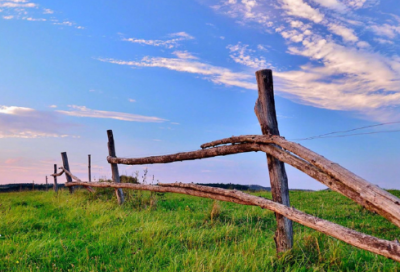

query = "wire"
297;129;400;140
292;121;400;141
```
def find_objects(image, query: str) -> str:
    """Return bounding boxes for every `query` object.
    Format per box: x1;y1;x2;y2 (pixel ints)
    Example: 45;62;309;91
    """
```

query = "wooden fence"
51;69;400;262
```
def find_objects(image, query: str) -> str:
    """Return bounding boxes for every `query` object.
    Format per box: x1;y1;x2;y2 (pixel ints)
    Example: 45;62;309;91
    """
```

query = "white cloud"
0;105;77;138
257;44;269;51
123;32;194;49
0;106;34;115
206;0;400;119
172;50;198;59
57;105;167;122
54;20;74;26
24;17;46;21
211;0;272;27
43;8;53;14
274;35;400;111
98;54;257;90
0;131;69;139
280;0;324;23
49;105;57;108
369;24;400;39
374;38;394;45
1;1;84;30
0;2;36;8
343;0;367;9
227;43;271;69
328;23;358;42
310;0;347;12
128;99;136;103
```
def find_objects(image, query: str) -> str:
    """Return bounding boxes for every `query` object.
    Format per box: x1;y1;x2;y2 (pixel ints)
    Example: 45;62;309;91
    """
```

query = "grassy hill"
1;188;400;271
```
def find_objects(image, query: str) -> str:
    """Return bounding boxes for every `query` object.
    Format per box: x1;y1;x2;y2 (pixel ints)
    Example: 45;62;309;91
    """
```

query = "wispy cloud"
122;32;194;49
0;2;36;8
0;106;77;138
57;105;167;122
98;53;256;90
172;50;198;59
207;0;400;119
280;0;324;23
0;0;84;29
227;42;272;69
43;8;53;14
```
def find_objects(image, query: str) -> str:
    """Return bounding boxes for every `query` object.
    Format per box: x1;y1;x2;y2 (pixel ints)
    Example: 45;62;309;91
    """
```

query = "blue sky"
1;0;400;189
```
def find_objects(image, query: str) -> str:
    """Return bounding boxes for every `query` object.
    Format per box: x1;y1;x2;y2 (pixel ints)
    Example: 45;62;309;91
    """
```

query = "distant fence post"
88;154;91;182
107;130;125;204
53;164;58;193
61;152;74;194
255;69;293;253
46;176;48;191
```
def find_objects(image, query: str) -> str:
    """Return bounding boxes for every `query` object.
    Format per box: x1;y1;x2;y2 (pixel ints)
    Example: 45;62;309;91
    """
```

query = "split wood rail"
53;69;400;262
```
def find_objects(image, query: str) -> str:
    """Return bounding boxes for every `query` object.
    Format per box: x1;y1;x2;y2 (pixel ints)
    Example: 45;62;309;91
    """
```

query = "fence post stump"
107;130;125;204
61;152;74;194
255;69;293;253
53;164;58;193
88;154;91;182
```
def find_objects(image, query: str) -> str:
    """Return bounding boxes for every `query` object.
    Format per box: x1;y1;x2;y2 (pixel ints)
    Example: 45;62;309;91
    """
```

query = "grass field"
1;188;400;271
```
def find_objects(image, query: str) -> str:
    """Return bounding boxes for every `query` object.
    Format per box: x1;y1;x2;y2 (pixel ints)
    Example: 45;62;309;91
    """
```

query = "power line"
292;121;400;141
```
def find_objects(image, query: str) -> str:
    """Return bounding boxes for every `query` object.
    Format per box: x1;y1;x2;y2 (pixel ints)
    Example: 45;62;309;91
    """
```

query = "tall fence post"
255;69;293;253
46;176;48;191
88;154;91;182
61;152;74;194
107;130;125;204
53;164;58;193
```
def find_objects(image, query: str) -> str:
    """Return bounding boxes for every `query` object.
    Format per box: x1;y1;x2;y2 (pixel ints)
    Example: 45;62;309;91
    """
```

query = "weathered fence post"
88;154;91;182
107;130;125;204
53;164;58;193
61;152;74;194
255;69;293;253
46;176;48;191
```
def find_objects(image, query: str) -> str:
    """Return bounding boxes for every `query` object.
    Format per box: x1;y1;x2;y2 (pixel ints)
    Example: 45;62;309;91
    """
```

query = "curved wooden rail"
107;134;400;229
66;181;400;262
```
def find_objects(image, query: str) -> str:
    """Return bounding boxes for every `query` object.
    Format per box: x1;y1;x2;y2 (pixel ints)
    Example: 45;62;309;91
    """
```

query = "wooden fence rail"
51;68;400;262
64;181;400;262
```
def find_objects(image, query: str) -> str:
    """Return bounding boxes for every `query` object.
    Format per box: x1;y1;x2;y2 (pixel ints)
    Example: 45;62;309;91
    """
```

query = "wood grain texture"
107;134;400;228
61;152;74;194
201;134;400;228
59;166;94;193
88;154;91;182
65;181;400;263
107;130;125;204
255;69;292;252
53;164;58;193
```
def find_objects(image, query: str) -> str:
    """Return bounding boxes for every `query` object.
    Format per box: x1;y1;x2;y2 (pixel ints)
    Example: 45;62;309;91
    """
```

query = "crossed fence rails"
50;69;400;262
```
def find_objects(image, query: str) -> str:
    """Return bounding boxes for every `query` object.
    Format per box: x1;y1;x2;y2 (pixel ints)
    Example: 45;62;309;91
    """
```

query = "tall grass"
1;189;400;271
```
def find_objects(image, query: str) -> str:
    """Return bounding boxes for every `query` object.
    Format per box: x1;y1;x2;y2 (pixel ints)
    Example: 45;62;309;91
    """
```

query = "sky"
1;0;400;190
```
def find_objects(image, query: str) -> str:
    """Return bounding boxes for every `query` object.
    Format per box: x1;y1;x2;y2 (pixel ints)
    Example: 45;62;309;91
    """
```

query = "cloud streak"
0;106;77;138
207;0;400;119
98;54;257;90
0;0;84;29
123;32;194;49
57;105;167;123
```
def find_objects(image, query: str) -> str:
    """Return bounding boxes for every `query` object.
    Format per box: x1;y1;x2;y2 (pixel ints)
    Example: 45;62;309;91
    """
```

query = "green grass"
1;189;400;271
